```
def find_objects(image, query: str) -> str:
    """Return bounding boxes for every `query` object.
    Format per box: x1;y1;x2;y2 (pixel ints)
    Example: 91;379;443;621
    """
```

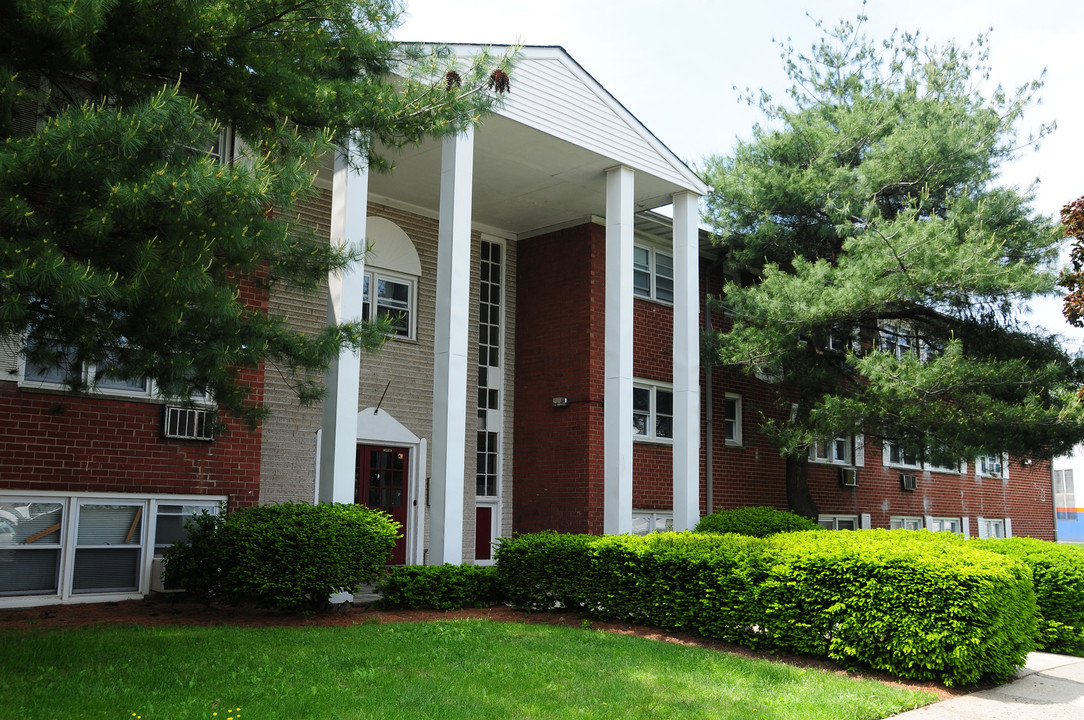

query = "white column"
672;191;701;531
430;128;474;564
318;143;368;504
604;166;635;535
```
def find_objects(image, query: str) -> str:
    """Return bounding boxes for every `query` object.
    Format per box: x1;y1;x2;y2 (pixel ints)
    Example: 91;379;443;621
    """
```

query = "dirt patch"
0;594;964;701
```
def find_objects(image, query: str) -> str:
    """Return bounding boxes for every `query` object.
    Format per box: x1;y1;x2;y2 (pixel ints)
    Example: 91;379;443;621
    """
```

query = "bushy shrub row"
376;564;502;610
695;505;824;537
164;502;398;612
495;530;1037;686
977;537;1084;655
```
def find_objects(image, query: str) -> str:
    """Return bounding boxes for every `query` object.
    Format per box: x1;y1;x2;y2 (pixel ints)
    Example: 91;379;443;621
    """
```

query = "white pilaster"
604;166;635;535
431;128;474;564
319;144;368;504
672;191;701;531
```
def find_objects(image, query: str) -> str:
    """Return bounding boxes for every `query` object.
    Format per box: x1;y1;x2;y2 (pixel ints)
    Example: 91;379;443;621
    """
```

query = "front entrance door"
356;445;408;565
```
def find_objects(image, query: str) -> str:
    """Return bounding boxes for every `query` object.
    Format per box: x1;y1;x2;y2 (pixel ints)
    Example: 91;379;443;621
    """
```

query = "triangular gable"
451;44;708;196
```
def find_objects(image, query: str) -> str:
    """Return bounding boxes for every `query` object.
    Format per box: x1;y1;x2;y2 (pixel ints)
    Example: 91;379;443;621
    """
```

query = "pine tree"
702;12;1084;516
0;0;511;425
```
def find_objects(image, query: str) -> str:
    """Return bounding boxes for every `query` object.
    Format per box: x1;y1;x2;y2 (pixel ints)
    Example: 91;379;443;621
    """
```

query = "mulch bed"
0;594;965;701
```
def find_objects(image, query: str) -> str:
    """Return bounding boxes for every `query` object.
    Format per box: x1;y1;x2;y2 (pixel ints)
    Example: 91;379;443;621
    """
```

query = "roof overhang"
366;45;708;238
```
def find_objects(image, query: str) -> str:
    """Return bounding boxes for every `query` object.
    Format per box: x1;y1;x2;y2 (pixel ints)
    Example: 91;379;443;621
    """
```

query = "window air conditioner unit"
839;467;858;487
149;557;183;593
163;406;215;441
900;473;918;492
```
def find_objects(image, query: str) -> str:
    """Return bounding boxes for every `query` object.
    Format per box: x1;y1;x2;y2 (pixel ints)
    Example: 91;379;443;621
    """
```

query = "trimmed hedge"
163;502;398;612
695;506;823;537
496;530;1037;686
977;537;1084;655
376;564;503;610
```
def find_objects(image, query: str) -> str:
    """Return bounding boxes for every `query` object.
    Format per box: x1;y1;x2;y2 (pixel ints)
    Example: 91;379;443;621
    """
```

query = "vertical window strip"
475;240;502;498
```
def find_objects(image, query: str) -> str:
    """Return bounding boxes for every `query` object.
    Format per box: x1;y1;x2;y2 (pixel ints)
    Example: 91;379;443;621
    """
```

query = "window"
978;453;1006;478
21;342;152;398
883;440;921;469
880;322;916;359
633;245;674;303
0;493;222;604
476;239;504;500
818;514;858;531
1055;469;1076;520
890;516;923;531
361;271;415;339
810;436;850;465
633;382;673;442
928;517;961;534
723;394;742;446
927;457;964;474
631;511;673;536
980;518;1007;539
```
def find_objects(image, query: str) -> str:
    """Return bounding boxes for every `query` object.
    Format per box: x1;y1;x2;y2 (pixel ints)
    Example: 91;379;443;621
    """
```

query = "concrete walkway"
890;652;1084;718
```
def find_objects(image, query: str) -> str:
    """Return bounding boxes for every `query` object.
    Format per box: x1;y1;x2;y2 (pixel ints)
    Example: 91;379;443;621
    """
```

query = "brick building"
0;45;1055;607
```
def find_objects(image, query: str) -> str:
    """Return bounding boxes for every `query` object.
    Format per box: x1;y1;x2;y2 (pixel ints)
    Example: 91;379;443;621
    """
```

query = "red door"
356;445;408;565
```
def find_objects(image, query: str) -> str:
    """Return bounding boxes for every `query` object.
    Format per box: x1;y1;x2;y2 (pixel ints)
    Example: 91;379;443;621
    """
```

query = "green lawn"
1;619;935;720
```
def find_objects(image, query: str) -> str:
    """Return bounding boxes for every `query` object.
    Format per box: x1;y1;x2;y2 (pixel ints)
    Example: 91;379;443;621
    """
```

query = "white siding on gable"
498;53;700;192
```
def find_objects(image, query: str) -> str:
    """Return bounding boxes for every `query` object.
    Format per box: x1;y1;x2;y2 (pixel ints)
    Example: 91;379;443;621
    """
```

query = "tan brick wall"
260;198;517;563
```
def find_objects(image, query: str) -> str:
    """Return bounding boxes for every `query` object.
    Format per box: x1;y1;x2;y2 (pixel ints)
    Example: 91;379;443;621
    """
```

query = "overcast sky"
395;0;1084;349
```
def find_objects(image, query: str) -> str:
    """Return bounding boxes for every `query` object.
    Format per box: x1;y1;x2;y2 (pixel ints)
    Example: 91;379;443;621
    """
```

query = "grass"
0;619;936;720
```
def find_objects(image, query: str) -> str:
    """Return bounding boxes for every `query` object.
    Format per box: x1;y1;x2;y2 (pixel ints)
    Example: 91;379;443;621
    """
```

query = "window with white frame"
977;453;1006;478
1054;469;1076;520
883;440;921;469
928;517;962;534
890;516;923;531
927;457;964;474
361;271;416;339
879;321;917;359
20;341;210;406
631;511;673;536
818;514;858;531
980;518;1007;539
633;382;673;441
723;394;742;446
0;494;221;603
633;245;674;304
810;436;851;465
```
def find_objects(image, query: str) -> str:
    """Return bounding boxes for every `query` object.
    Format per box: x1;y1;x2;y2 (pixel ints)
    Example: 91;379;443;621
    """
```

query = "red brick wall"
0;377;262;509
0;283;267;510
513;223;606;534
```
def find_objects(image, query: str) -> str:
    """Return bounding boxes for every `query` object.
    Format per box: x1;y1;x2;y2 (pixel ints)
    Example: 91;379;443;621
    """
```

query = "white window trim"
723;393;742;447
0;491;225;608
890;516;924;531
633;380;674;444
977;516;1011;539
810;436;853;465
924;515;969;537
632;510;674;535
818;514;858;531
976;453;1009;479
882;439;922;470
18;348;212;406
632;243;674;305
363;268;418;341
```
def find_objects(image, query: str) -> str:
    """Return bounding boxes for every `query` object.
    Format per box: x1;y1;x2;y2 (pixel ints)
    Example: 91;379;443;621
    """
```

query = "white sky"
396;0;1084;350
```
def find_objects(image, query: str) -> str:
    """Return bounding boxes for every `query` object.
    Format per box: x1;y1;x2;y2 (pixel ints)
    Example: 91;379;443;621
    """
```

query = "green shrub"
496;529;1038;686
494;531;596;610
164;502;399;612
376;564;502;610
695;506;823;537
977;537;1084;655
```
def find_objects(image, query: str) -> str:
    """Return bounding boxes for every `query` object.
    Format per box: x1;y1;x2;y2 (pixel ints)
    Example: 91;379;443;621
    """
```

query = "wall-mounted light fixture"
552;396;570;408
